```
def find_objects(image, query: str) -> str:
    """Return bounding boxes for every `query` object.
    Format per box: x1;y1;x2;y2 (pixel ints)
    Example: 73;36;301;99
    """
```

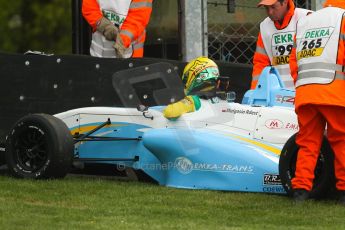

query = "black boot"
292;189;309;203
337;190;345;205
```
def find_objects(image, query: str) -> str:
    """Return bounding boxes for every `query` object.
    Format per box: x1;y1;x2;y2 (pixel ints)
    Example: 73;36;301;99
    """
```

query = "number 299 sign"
271;31;294;66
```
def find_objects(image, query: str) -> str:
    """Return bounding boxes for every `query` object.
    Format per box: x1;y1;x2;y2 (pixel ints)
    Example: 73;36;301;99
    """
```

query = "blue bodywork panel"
142;128;283;193
242;67;295;108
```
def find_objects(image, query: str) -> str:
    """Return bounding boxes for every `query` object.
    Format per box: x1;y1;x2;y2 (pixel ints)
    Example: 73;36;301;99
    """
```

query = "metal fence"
207;0;312;64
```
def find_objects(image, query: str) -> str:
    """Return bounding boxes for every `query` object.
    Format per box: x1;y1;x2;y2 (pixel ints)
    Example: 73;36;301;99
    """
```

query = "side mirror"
137;104;148;112
137;104;153;120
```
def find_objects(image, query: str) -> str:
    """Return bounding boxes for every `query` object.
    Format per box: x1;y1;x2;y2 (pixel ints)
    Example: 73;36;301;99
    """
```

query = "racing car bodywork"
55;96;296;194
2;64;334;196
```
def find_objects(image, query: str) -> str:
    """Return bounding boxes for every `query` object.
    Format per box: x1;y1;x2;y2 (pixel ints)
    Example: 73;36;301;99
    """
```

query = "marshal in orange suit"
289;0;345;203
82;0;153;58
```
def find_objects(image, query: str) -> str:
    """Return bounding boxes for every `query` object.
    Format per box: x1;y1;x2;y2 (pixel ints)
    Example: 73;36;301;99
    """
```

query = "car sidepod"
142;128;285;194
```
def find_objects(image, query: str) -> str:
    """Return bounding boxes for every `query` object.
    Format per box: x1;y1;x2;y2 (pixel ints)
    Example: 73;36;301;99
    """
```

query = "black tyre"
0;142;5;166
279;133;335;199
5;114;74;179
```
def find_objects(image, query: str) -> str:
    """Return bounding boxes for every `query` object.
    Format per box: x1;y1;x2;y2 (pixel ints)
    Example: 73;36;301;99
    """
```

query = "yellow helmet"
182;56;219;95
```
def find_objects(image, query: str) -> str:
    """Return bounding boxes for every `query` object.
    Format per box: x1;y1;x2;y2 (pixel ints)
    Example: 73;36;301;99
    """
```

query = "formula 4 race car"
1;63;335;198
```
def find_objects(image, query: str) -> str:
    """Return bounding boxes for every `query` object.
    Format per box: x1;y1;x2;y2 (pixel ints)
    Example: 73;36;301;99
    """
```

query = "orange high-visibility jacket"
82;0;153;57
290;2;345;110
251;0;310;89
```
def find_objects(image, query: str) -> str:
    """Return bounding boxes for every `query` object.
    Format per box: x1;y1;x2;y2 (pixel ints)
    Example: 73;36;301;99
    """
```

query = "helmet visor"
184;66;219;95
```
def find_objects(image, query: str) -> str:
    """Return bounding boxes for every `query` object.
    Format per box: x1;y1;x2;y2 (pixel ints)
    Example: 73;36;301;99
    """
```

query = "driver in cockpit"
163;56;220;120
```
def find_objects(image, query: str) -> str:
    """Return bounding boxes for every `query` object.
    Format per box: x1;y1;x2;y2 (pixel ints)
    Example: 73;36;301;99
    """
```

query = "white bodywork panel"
55;99;297;148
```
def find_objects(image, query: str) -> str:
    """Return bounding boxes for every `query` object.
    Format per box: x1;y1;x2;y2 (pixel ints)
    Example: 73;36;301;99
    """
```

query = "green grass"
0;175;345;230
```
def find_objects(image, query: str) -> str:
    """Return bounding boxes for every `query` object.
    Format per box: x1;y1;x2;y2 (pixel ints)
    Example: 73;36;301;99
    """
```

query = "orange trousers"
291;104;345;191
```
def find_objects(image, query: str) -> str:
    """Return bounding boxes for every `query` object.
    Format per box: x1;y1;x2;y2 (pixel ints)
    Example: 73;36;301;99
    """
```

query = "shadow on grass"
0;164;9;176
0;161;157;186
69;163;158;184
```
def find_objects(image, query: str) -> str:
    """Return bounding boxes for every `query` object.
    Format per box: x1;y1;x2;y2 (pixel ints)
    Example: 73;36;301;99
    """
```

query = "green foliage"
0;0;71;54
1;175;345;229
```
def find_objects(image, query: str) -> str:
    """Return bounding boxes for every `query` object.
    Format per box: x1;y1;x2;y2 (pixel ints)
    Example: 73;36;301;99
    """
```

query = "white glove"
96;17;118;41
113;33;133;58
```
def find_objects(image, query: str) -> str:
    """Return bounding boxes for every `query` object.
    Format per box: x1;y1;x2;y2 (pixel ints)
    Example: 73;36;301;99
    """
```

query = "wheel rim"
13;126;49;172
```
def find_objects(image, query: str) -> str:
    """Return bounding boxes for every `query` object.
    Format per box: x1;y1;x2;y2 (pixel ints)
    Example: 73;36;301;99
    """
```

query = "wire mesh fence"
207;0;312;64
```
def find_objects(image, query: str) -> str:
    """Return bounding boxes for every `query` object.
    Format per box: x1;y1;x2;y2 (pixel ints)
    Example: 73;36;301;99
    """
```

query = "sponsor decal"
273;32;294;45
273;55;290;65
175;157;193;175
265;119;283;129
285;122;299;131
263;186;285;193
263;173;282;185
264;120;299;131
272;31;294;65
103;10;126;26
297;27;335;60
223;108;259;116
275;95;295;104
175;157;254;175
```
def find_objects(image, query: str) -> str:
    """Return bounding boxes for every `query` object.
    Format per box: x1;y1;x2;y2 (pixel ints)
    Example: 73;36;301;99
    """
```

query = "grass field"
0;173;345;230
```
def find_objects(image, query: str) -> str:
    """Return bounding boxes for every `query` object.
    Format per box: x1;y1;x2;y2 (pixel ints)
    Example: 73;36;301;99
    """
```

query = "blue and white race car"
3;64;334;198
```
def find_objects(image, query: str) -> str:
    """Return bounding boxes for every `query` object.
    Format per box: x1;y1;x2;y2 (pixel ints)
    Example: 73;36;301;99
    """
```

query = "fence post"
180;0;208;61
314;0;324;10
71;0;92;55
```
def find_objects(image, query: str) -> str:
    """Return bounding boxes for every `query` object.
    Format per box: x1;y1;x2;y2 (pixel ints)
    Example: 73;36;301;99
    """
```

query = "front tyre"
279;133;335;199
0;142;5;166
5;114;74;179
